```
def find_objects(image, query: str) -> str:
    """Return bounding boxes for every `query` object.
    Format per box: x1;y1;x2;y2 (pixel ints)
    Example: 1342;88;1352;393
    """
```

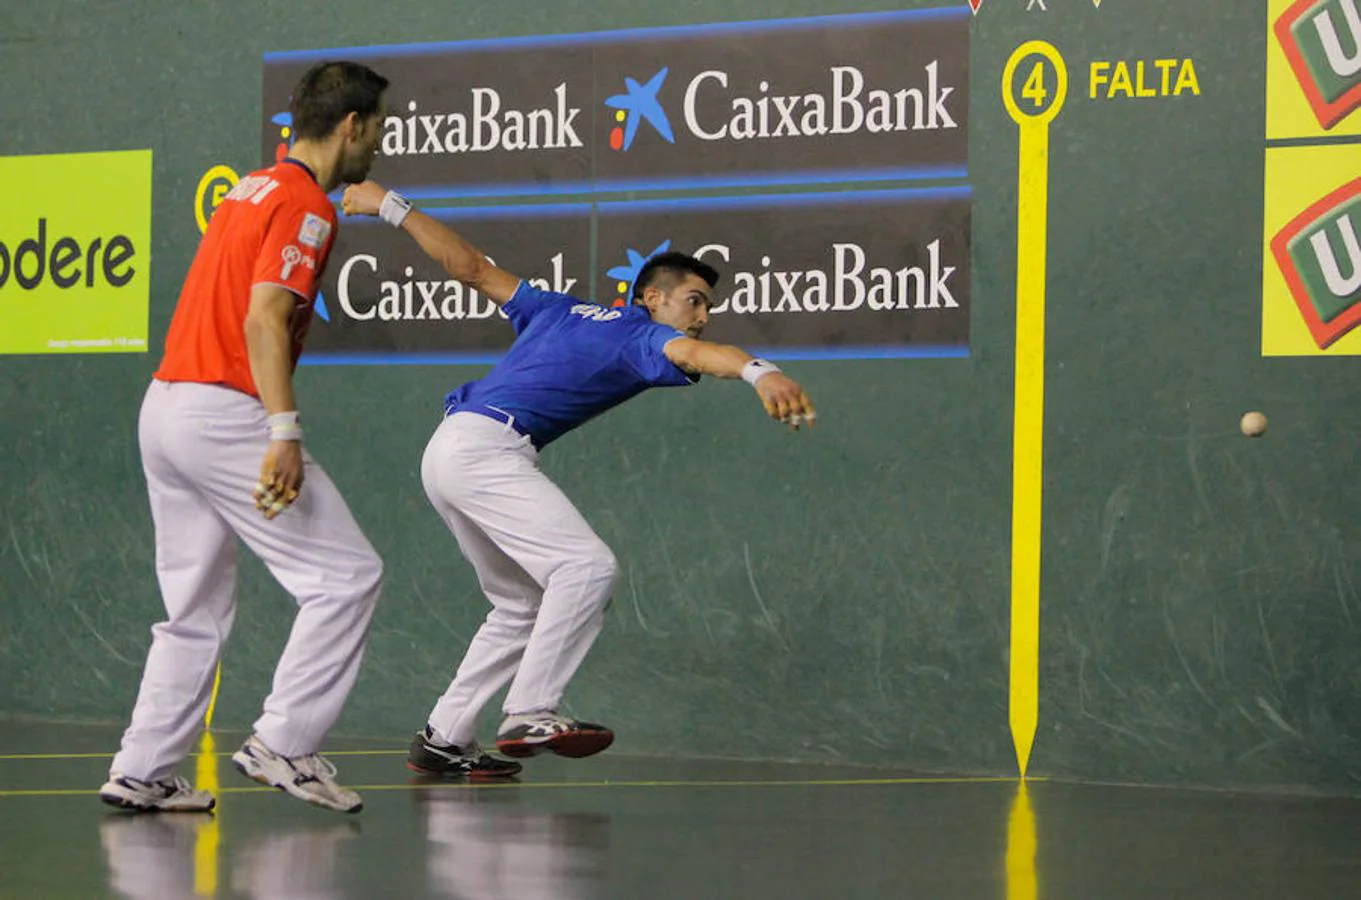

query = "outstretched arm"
663;337;816;429
342;181;522;306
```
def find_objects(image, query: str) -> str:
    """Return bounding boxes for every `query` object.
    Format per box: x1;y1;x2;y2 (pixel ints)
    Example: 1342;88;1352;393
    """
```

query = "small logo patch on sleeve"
280;244;317;280
298;212;331;249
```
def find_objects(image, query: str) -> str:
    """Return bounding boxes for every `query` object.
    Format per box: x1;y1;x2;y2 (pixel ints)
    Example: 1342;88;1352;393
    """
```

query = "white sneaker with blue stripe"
231;734;362;814
99;773;216;813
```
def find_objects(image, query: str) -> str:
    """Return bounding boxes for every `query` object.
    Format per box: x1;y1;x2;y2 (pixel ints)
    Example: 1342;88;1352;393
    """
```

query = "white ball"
1240;411;1267;437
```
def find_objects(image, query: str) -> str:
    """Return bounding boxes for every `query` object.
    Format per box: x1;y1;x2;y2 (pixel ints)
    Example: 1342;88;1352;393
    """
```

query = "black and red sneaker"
407;727;523;779
495;713;614;759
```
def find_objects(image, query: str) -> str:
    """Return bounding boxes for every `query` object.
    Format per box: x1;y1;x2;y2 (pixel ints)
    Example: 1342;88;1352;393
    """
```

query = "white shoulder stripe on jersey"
252;281;314;303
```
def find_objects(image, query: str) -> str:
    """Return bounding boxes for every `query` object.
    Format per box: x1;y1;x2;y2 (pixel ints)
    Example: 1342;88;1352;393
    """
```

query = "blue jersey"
443;280;697;448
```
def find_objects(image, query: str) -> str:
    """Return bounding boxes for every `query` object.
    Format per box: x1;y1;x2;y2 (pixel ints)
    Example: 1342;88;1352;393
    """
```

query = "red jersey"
155;159;336;397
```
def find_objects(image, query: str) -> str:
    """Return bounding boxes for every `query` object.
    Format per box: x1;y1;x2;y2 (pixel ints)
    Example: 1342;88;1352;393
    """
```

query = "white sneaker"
99;773;216;813
231;734;362;814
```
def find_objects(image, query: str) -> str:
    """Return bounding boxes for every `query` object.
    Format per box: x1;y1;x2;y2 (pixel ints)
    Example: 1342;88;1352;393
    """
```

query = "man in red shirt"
99;61;413;814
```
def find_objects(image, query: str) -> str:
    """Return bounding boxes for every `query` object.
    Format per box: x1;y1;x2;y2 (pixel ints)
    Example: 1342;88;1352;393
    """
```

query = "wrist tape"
379;190;413;227
268;411;303;442
741;358;781;385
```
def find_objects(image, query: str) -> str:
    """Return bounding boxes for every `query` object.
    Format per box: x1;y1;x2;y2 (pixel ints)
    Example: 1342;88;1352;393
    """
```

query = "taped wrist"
267;411;303;442
741;358;781;385
379;190;413;227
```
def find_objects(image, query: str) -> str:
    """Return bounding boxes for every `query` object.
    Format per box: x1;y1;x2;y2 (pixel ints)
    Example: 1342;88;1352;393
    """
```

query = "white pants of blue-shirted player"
421;411;619;751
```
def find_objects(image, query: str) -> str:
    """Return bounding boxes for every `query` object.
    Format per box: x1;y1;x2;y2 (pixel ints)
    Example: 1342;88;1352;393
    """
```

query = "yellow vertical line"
203;662;222;730
1002;42;1068;779
1006;781;1038;900
194;662;222;897
1010;119;1047;779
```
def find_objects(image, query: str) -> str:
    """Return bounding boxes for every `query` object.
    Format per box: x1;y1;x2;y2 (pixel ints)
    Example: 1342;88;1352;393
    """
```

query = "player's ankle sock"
500;711;552;729
422;725;455;748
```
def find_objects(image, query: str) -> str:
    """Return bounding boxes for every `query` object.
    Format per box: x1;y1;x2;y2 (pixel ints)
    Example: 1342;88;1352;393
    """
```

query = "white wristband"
267;411;303;442
379;190;413;227
741;358;781;385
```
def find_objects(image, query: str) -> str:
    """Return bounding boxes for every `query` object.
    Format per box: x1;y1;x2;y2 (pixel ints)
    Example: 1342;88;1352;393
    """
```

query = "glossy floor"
2;720;1359;899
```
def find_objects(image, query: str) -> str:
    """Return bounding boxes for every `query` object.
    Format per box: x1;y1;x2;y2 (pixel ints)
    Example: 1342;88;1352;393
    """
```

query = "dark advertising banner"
262;50;594;198
303;204;591;363
303;188;970;364
598;189;971;357
590;12;968;192
263;7;969;197
274;7;972;364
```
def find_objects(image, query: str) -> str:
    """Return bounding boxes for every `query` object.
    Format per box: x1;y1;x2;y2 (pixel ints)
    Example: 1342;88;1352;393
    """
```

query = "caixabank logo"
303;203;591;364
604;69;673;152
1270;176;1361;349
263;49;595;199
262;8;968;199
597;188;971;357
269;112;296;162
592;9;968;190
605;240;672;306
1274;0;1361;130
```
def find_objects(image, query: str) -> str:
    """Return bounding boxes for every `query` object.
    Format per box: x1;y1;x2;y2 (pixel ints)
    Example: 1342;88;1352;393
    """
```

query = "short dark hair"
631;251;719;302
289;61;390;141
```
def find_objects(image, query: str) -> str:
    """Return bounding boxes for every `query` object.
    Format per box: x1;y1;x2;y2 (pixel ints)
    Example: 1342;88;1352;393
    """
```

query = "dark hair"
289;61;390;141
631;251;719;302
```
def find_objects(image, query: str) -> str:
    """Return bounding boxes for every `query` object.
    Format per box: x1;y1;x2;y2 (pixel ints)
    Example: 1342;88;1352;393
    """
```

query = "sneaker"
495;712;614;759
231;734;362;814
98;773;216;813
407;726;523;779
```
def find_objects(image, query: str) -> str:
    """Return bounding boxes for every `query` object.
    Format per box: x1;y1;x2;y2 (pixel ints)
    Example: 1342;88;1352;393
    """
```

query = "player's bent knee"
346;552;384;605
543;545;617;604
152;617;227;647
586;545;620;592
364;556;385;597
486;605;536;636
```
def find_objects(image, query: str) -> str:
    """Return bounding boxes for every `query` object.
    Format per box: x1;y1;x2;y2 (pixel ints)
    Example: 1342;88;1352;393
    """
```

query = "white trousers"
422;413;618;747
112;380;383;781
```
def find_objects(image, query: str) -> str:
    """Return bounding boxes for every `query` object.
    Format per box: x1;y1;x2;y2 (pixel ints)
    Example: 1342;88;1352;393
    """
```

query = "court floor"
2;718;1359;899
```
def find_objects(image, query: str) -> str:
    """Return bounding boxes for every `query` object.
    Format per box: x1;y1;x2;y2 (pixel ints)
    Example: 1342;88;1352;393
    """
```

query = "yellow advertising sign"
1262;144;1361;356
0;150;152;355
1263;0;1361;355
1267;0;1361;139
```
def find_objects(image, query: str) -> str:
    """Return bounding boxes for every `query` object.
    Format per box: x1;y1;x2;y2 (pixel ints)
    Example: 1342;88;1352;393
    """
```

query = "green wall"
5;0;1359;795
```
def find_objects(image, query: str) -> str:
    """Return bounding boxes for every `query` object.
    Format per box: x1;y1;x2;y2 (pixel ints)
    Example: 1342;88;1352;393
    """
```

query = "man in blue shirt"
342;180;816;778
